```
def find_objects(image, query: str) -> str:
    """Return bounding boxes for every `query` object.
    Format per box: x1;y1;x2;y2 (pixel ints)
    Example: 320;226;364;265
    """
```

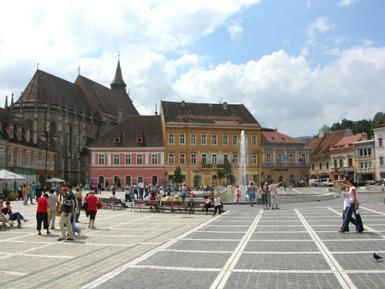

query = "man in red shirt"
85;191;98;229
36;193;50;235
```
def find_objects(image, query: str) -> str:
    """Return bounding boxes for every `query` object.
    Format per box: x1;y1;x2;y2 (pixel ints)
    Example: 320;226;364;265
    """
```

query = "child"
213;196;222;216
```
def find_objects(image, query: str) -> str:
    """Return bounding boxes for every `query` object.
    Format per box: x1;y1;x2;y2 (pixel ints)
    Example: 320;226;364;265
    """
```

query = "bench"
133;200;160;212
99;198;127;210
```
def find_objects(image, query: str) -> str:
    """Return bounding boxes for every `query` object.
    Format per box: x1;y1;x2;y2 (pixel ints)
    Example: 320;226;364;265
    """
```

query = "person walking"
57;188;75;241
234;185;241;204
48;189;58;230
213;196;222;216
181;184;188;203
74;187;83;223
248;183;256;206
85;191;98;229
339;179;364;233
260;183;268;209
269;182;280;210
36;193;50;235
264;182;271;209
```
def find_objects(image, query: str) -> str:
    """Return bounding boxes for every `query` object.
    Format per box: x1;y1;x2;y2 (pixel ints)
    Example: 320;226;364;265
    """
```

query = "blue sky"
0;0;385;136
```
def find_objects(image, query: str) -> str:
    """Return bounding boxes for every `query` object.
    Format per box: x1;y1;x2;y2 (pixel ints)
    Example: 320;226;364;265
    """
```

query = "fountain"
239;130;248;202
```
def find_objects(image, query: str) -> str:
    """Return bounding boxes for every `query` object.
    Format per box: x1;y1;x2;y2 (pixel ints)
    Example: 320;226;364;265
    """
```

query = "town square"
1;1;385;288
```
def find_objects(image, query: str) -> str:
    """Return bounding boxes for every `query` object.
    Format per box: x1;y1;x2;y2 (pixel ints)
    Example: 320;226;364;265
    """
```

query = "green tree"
217;169;225;185
173;166;184;186
223;158;233;185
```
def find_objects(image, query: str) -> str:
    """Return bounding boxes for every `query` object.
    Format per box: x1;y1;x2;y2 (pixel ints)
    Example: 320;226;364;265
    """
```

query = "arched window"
151;175;158;186
114;176;121;188
125;176;132;186
98;176;105;187
138;176;143;183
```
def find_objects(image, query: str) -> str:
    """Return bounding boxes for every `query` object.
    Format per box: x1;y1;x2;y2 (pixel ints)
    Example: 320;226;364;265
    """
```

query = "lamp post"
41;130;57;191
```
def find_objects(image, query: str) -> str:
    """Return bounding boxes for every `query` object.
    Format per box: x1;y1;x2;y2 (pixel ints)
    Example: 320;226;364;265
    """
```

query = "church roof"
15;67;138;121
161;101;260;127
88;115;163;148
110;60;126;89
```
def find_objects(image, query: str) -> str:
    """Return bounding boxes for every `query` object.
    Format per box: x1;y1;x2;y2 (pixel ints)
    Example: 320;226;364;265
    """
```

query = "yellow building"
160;101;262;188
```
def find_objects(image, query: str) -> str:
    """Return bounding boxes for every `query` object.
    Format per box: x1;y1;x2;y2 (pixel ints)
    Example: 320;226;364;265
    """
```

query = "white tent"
0;169;26;181
46;177;65;183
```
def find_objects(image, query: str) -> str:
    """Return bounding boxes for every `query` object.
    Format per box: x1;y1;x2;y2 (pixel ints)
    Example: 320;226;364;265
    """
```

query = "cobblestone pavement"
1;188;385;288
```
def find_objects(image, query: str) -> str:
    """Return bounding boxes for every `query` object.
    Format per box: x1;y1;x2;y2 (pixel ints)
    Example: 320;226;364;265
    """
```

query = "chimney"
223;102;228;111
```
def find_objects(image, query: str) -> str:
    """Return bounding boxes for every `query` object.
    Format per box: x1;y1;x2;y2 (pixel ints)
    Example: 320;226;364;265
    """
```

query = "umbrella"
46;177;65;183
0;169;26;181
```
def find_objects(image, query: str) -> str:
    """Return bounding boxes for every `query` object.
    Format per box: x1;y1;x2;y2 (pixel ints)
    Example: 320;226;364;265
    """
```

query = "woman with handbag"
339;178;364;233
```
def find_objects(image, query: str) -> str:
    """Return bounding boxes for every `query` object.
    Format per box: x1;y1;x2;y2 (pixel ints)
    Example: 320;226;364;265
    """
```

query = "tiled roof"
75;75;138;118
161;101;260;126
330;133;366;151
89;115;164;148
18;70;89;114
262;130;305;145
310;130;349;159
15;69;138;121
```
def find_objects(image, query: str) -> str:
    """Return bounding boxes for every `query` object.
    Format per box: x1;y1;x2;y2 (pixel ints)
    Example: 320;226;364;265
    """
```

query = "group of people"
123;183;190;203
0;199;28;229
234;181;283;209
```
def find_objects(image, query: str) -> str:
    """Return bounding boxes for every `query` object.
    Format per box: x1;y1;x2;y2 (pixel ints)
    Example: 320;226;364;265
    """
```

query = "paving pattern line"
248;239;314;242
0;270;28;276
162;249;233;254
327;207;385;239
242;251;322;254
360;206;385;216
232;269;334;273
80;211;229;289
128;264;222;272
209;209;264;289
0;252;74;259
182;238;241;242
295;209;356;289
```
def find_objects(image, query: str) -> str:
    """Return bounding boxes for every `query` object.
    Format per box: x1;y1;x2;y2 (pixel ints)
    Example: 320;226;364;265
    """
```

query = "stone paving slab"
324;240;385;252
169;239;239;251
235;253;330;270
317;232;382;240
250;232;312;240
186;231;244;240
94;268;218;289
223;272;343;289
348;273;385;289
245;240;319;252
254;225;305;232
138;251;231;268
333;253;385;270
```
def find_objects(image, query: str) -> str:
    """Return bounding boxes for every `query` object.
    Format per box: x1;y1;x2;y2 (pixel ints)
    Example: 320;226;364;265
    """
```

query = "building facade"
88;116;164;188
261;129;310;185
373;116;385;180
160;101;262;188
5;60;138;184
354;139;376;182
0;108;56;183
329;133;366;181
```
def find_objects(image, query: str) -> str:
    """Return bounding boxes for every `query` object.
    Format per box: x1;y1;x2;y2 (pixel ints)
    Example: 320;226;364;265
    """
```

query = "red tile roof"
330;133;366;151
310;130;349;159
261;130;305;145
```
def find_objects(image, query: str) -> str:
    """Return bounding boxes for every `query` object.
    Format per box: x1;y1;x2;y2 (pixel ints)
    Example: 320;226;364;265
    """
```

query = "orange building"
160;101;262;188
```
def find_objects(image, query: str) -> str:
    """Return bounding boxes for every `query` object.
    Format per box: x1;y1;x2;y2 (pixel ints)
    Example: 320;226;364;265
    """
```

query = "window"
277;153;283;163
125;154;131;165
289;154;294;163
224;154;228;162
113;154;120;165
98;154;105;165
191;153;196;164
339;159;343;168
212;154;217;164
252;154;257;165
348;158;353;167
300;153;306;163
168;133;175;144
360;162;364;169
379;137;383;147
201;134;207;145
179;134;185;145
252;135;257;145
232;154;238;164
211;134;217;145
223;135;228;145
334;160;338;168
359;149;363;157
319;162;323;170
151;153;158;165
232;135;238;145
190;134;196;145
136;154;143;165
265;153;271;162
326;162;329;169
311;163;314;170
125;176;131;186
380;156;384;166
202;154;207;164
180;153;185;165
368;148;372;156
168;153;175;165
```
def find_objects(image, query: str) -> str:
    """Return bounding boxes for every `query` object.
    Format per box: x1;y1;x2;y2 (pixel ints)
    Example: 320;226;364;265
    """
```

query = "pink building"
88;115;164;188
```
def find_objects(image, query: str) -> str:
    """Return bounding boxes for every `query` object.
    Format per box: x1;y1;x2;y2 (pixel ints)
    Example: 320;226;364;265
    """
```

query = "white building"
373;117;385;180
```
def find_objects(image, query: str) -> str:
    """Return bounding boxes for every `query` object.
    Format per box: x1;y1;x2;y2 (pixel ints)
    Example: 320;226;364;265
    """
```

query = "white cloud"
228;21;243;41
305;0;312;8
172;47;385;136
306;17;334;39
338;0;355;6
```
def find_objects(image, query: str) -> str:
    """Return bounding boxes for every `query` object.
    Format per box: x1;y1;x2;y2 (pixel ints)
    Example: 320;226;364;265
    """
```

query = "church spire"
110;55;127;92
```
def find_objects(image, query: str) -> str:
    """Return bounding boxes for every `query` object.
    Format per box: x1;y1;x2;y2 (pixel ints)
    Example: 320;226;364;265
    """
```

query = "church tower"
110;58;127;92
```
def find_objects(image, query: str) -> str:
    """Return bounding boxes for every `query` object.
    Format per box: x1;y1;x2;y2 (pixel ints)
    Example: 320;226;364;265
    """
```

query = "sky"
1;0;385;137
